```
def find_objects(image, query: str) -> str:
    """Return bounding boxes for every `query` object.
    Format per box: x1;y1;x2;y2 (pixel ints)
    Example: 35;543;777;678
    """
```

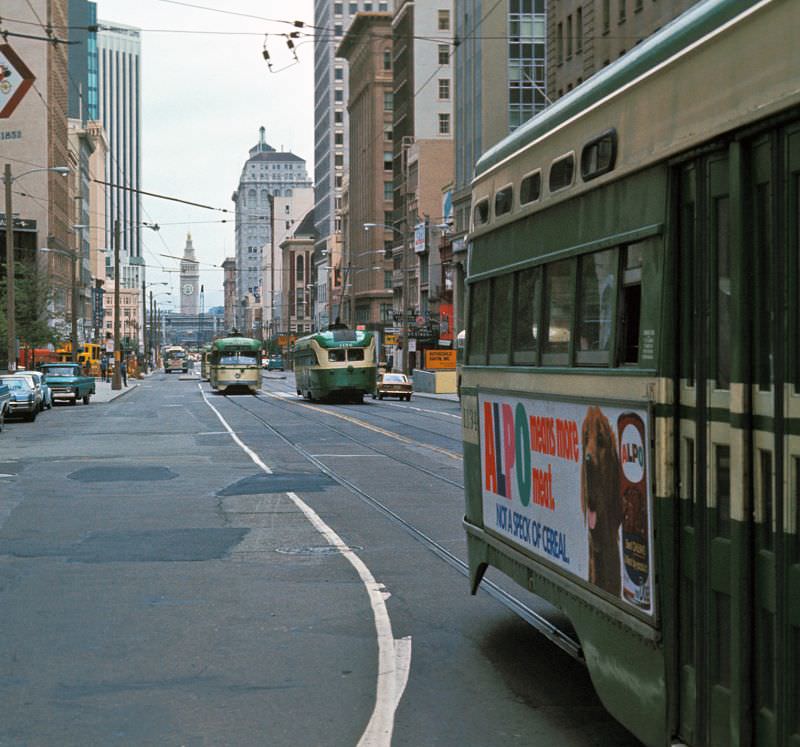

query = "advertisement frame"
476;387;658;626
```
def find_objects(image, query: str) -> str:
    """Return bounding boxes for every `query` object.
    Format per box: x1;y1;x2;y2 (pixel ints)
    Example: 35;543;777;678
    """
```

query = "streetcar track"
249;393;464;489
261;387;464;451
218;390;584;663
256;391;464;465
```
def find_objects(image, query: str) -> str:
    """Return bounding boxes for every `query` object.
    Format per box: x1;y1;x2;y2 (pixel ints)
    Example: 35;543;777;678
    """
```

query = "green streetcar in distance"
294;328;376;402
208;337;262;394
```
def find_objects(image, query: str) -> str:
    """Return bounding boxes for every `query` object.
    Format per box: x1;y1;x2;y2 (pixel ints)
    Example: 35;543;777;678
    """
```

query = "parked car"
16;370;53;410
0;377;39;421
0;383;9;431
265;355;284;371
373;372;413;401
4;373;43;412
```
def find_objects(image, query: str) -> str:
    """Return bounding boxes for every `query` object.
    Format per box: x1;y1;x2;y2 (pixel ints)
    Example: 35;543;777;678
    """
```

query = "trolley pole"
111;219;122;390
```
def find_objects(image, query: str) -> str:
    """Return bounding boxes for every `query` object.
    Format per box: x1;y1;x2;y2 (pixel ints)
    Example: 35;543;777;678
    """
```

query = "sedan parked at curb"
0;377;39;421
373;372;413;401
15;370;53;410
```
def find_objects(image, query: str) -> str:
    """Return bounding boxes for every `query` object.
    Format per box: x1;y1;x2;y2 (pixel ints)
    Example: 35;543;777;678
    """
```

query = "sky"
97;0;315;310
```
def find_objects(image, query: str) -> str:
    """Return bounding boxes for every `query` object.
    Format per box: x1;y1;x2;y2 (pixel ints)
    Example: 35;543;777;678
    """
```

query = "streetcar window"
494;186;513;217
467;280;490;364
473;199;490;226
576;249;617;366
488;273;513;364
619;243;642;365
542;259;574;364
548;153;575;192
512;267;541;365
328;349;346;362
520;171;541;205
348;349;365;361
220;353;258;365
580;129;617;181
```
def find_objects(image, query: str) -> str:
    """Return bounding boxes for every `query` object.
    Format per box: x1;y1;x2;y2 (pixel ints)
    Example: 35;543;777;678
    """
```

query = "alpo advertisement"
479;393;655;616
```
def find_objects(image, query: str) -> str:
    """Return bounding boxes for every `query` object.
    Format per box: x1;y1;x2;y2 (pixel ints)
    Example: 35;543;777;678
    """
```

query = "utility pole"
142;279;148;373
112;219;122;390
71;243;78;364
4;164;16;372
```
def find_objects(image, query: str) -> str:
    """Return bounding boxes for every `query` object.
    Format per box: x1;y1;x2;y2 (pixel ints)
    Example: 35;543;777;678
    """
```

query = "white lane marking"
309;454;387;458
380;402;461;419
0;474;16;478
198;385;272;475
199;385;411;745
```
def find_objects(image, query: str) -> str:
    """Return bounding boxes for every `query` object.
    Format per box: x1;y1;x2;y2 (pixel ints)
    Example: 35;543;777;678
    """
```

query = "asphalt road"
0;371;642;746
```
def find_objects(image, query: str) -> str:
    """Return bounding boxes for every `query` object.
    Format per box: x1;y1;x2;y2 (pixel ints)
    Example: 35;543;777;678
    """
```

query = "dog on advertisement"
580;405;622;596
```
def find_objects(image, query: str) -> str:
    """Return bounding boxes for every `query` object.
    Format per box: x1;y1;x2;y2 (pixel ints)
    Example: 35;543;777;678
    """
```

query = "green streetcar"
208;337;262;394
461;1;800;745
294;328;377;402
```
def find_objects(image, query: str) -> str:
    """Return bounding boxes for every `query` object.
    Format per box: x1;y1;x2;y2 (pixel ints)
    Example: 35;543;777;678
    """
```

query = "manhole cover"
275;544;363;556
68;466;178;483
218;473;334;496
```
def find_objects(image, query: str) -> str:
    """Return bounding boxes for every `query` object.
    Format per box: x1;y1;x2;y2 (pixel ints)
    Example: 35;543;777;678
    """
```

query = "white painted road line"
199;385;412;746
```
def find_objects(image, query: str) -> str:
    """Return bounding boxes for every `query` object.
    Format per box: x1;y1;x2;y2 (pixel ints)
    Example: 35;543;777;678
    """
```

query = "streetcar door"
676;126;800;747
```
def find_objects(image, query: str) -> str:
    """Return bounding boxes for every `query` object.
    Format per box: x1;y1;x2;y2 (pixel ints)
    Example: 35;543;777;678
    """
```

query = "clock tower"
180;232;200;315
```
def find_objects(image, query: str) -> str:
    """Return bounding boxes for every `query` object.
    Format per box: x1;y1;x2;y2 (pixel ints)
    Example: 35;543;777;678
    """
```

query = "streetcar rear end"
208;337;262;394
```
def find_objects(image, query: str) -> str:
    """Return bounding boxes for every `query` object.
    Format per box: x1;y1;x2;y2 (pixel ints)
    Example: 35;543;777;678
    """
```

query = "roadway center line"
198;385;411;746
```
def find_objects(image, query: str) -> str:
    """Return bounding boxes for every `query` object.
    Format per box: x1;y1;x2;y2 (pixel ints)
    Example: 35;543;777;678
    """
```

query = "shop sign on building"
0;44;36;119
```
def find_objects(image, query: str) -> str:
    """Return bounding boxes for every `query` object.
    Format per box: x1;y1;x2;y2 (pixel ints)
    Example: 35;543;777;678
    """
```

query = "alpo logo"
620;423;645;483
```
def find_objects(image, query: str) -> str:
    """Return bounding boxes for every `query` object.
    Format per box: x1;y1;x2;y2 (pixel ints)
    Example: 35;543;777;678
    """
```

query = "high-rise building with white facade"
313;1;391;271
231;127;312;330
97;21;142;289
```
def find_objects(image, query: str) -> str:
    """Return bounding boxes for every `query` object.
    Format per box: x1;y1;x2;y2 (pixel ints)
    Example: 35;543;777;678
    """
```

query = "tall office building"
67;0;99;121
451;0;548;330
97;21;142;289
313;1;391;277
231;127;312;330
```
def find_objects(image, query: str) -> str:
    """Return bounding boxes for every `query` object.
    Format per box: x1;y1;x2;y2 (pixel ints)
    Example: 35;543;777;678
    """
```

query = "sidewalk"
91;378;140;404
413;391;460;402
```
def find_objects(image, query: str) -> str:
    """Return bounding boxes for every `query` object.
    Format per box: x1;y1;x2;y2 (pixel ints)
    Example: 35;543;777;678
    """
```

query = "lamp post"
364;221;410;375
3;164;70;372
143;282;168;373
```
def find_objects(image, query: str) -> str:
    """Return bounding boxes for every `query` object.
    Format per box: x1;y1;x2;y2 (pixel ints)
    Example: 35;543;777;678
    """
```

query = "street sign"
0;44;36;119
384;333;398;346
408;339;417;353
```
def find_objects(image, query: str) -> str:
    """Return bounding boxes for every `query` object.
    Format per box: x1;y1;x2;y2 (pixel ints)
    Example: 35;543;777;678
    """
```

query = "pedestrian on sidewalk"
100;355;108;382
120;356;128;387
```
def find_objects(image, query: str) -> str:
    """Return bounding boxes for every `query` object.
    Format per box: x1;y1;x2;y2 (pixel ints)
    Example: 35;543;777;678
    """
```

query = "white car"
15;370;53;409
5;373;45;412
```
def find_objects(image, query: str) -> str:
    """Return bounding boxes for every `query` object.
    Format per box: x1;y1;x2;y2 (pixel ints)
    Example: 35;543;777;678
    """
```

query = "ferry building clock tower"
180;232;200;315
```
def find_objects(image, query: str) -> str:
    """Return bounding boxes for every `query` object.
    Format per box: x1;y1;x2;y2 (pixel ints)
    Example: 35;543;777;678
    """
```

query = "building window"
384;151;393;171
349;1;357;13
438;44;449;65
576;7;583;53
334;2;343;14
335;66;344;80
557;22;564;64
383;49;391;70
567;15;573;59
438;9;450;31
438;78;450;100
384;123;393;141
335;23;343;36
603;0;610;32
383;92;393;111
335;154;344;166
335;132;344;145
384;271;392;289
296;255;304;281
384;181;393;200
619;0;626;24
334;109;343;124
438;113;450;135
335;88;344;102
